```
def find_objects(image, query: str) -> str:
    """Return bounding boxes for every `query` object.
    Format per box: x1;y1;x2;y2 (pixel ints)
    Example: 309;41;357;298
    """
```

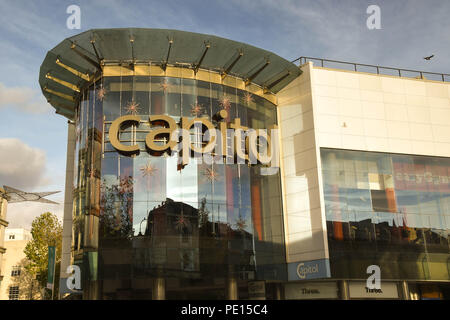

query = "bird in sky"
423;54;434;61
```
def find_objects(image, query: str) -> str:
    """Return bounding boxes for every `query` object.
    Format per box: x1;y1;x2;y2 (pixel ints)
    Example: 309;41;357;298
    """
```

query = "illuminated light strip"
44;87;76;102
55;58;91;81
103;65;277;105
45;74;80;92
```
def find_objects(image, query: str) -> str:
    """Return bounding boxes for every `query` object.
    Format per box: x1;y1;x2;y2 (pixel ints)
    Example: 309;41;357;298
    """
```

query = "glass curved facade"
72;70;285;299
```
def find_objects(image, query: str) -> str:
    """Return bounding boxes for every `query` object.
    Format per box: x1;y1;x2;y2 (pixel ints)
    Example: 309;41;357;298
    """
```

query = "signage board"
46;246;56;290
284;281;338;300
349;281;399;299
248;281;266;300
108;110;279;168
287;259;331;281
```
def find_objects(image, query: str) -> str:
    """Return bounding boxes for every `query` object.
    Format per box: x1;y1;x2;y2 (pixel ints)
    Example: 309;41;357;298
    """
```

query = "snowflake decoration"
175;214;189;231
219;95;232;110
203;167;220;182
235;216;247;231
140;162;158;177
242;92;254;105
160;79;171;93
125;99;140;115
97;86;107;101
190;101;203;116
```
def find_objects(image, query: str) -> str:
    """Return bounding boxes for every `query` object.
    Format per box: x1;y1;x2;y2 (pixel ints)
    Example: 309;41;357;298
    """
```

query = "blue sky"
0;0;449;228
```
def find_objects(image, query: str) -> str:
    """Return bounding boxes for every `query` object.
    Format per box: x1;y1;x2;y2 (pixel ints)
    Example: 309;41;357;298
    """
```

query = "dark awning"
39;28;301;119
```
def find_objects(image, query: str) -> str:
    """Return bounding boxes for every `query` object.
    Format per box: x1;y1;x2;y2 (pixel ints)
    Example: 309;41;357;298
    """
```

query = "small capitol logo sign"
296;263;319;279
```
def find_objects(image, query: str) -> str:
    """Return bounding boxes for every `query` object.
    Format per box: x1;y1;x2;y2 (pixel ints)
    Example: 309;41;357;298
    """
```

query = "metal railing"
292;56;450;82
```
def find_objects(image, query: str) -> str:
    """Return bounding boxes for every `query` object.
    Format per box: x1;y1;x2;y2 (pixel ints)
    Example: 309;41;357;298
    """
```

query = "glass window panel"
134;76;151;116
181;78;197;117
103;77;121;121
321;148;450;280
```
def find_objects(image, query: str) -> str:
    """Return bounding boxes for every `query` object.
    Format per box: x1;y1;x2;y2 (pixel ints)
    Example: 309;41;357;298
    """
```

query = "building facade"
0;228;40;300
0;188;9;287
278;60;450;300
39;28;450;300
0;187;58;290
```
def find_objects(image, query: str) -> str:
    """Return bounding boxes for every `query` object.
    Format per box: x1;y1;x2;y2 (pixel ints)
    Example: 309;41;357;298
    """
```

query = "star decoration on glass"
125;99;140;115
203;167;220;182
140;162;158;177
242;92;254;105
219;95;232;110
160;79;171;93
235;216;247;231
190;101;203;116
97;86;107;101
175;214;189;231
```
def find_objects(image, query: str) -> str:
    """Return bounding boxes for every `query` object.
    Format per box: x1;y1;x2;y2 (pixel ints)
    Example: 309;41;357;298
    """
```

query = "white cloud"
0;138;49;189
0;138;63;229
6;201;63;230
0;83;51;114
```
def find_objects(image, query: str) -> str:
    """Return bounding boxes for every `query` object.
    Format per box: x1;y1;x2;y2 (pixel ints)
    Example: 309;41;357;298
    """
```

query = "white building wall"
312;66;450;157
0;228;40;300
277;63;329;265
4;229;31;241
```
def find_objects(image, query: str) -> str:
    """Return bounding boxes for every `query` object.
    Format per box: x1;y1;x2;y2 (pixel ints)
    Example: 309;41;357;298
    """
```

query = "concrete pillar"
0;192;7;220
227;276;238;300
153;277;166;300
59;121;76;298
339;280;350;300
275;283;282;300
401;281;410;300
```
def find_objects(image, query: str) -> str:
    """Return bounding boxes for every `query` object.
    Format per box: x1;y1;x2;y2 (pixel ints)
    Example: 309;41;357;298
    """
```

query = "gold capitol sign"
109;109;280;168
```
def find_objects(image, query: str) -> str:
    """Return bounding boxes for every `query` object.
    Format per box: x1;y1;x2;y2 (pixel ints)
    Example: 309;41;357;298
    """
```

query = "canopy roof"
2;186;59;204
39;28;301;119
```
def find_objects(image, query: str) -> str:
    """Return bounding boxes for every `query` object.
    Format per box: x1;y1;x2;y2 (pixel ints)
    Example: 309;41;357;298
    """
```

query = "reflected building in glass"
39;28;450;300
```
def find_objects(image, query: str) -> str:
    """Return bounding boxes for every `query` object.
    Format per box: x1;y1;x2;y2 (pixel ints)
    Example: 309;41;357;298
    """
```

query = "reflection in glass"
321;148;450;281
72;73;285;299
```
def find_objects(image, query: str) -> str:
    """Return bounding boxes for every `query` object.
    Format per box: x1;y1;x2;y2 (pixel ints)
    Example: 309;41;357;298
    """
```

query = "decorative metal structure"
1;186;59;204
38;28;301;119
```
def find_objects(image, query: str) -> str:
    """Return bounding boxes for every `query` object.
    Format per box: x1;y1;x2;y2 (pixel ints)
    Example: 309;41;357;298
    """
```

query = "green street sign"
47;246;56;289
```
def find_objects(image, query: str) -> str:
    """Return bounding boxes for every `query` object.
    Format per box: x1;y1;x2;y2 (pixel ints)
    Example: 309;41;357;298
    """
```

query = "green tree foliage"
100;176;134;239
24;212;62;299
